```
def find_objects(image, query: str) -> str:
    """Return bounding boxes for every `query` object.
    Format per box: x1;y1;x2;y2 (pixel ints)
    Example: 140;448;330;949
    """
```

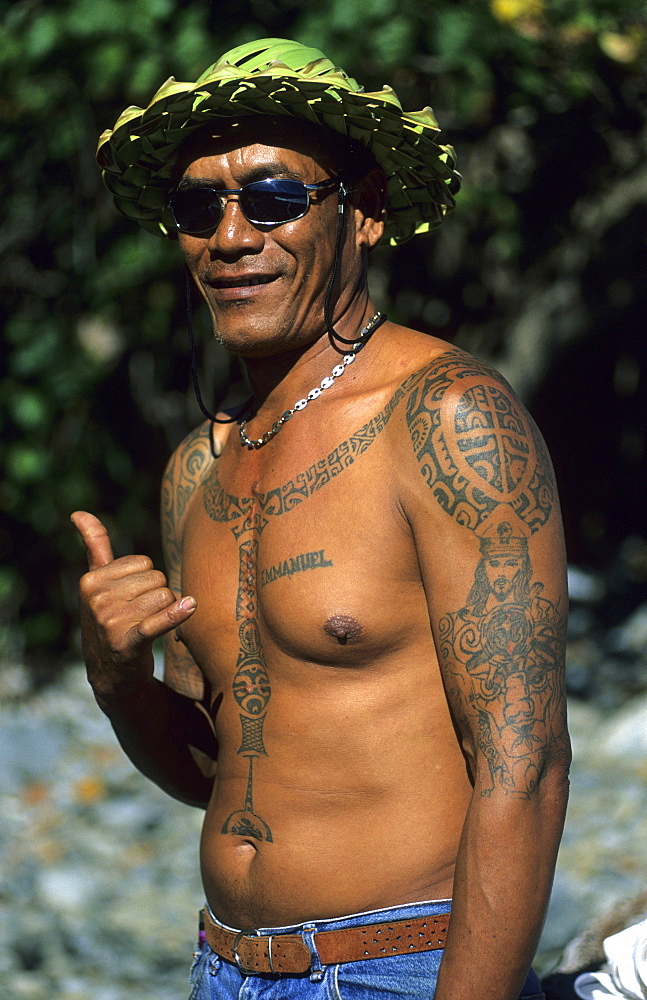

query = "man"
72;38;570;1000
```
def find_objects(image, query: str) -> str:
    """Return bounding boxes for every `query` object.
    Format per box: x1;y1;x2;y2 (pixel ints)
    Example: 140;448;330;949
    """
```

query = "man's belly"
198;688;472;929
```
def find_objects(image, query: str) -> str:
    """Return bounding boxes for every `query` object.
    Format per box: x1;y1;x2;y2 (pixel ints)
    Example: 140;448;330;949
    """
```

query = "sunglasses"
169;177;342;235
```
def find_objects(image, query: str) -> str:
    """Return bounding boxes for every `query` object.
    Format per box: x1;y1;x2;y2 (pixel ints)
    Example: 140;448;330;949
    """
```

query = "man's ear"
352;168;387;249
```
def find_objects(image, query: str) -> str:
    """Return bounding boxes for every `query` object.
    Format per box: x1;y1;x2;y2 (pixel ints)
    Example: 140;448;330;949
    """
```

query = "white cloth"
574;918;647;1000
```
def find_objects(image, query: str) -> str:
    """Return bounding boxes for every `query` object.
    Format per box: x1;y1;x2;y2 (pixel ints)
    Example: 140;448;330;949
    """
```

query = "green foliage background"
1;0;646;671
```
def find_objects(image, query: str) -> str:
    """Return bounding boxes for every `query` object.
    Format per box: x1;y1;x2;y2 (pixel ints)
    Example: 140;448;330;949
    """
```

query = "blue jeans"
187;899;545;999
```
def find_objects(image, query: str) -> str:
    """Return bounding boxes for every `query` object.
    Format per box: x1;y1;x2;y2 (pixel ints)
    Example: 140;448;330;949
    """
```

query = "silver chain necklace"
238;312;384;450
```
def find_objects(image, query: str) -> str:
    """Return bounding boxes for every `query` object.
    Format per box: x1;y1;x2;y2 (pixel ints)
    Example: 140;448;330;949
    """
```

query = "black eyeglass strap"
323;183;346;351
185;268;252;425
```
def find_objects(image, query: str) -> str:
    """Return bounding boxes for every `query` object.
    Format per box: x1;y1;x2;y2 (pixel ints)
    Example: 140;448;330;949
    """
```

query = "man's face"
484;555;522;601
177;118;361;359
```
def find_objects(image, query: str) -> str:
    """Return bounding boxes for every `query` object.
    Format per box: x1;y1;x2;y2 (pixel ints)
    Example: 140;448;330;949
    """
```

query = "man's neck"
242;298;380;418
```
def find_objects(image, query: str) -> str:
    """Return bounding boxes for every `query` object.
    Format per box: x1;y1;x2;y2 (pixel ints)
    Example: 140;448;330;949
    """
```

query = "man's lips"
205;273;277;289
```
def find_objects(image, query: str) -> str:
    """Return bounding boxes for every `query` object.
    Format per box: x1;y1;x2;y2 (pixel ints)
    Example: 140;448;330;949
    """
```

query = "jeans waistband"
204;897;453;938
202;899;452;976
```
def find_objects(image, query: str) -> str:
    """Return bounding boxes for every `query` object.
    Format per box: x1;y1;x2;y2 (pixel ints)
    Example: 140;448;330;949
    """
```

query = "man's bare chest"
177;428;425;682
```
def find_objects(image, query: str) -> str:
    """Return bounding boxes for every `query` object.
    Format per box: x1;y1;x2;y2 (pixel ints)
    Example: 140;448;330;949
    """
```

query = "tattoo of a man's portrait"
439;522;566;798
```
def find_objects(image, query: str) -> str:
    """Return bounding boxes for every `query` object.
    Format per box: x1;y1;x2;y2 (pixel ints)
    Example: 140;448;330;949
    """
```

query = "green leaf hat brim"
96;38;461;245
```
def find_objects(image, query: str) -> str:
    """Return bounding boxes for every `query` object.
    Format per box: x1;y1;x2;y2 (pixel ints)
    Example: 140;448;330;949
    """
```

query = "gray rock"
1;661;646;996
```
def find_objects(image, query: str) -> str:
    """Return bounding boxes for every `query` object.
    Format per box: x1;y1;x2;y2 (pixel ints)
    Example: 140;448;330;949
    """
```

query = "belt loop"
302;923;323;982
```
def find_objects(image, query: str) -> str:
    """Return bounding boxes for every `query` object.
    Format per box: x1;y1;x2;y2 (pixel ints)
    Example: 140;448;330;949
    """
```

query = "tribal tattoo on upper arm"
161;421;214;697
405;351;568;798
161;421;215;584
404;351;555;534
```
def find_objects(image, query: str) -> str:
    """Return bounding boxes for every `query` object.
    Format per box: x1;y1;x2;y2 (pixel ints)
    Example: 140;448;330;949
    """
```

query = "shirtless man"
72;39;570;1000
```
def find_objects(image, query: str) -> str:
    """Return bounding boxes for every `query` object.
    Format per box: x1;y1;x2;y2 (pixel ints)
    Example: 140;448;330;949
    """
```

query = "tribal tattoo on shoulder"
161;421;215;583
405;350;567;798
405;350;555;534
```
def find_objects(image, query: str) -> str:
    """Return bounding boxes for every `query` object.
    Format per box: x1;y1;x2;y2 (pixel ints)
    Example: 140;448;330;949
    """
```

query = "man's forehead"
175;116;337;175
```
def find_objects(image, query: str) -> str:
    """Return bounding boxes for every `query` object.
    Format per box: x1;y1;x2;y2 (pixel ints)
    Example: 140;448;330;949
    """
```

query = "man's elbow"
537;738;572;816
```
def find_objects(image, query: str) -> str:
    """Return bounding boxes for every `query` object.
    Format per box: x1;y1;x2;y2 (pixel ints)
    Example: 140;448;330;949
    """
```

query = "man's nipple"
323;614;364;645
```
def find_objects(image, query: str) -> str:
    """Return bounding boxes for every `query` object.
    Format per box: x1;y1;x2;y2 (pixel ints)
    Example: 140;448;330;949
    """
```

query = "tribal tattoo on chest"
165;349;567;835
198;377;407;841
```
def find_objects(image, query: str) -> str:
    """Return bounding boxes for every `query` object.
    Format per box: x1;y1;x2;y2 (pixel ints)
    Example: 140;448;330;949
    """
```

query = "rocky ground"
1;595;646;1000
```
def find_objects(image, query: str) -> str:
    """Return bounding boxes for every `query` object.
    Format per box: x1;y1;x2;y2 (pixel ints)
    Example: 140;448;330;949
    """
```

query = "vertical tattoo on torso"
221;535;274;841
203;371;416;842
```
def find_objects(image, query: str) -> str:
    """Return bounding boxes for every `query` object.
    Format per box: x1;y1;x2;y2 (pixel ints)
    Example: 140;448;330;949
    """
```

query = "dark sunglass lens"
242;180;308;223
173;189;222;234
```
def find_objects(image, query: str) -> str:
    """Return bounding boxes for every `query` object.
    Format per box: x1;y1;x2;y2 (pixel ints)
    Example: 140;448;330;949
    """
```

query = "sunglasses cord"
185;267;252;425
323;185;386;354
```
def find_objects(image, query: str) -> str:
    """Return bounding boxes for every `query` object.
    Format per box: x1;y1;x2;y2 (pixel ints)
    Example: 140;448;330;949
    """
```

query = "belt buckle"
233;929;275;975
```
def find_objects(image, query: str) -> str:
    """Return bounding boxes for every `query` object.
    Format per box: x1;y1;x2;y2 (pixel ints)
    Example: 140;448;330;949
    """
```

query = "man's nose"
207;196;263;253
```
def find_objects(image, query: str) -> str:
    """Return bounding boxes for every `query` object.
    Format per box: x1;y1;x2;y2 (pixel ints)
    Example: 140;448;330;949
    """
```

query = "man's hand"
71;511;197;708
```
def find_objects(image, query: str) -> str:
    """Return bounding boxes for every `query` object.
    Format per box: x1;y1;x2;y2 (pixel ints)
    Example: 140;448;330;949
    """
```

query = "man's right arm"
71;422;219;809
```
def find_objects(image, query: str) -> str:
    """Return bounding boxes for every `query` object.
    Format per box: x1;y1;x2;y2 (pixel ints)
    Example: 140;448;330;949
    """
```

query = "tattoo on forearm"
165;642;206;699
261;550;333;587
439;521;567;798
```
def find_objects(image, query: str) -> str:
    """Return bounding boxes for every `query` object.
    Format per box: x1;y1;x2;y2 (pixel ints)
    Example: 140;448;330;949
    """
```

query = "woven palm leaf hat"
96;38;461;246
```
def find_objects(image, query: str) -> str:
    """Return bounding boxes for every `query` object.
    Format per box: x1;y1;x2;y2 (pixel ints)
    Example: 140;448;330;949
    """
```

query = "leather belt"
201;907;450;975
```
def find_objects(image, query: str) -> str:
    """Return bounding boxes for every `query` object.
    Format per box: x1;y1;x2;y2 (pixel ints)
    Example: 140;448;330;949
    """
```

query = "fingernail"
180;597;197;611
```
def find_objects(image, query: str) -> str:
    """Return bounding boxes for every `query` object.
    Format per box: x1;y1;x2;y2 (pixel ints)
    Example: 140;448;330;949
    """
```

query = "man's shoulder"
164;412;238;479
162;418;227;535
165;419;215;480
376;326;522;417
384;326;513;393
387;328;558;539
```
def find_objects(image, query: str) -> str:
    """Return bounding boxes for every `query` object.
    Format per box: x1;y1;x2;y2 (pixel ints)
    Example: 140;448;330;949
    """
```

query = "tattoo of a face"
403;355;567;796
439;522;567;798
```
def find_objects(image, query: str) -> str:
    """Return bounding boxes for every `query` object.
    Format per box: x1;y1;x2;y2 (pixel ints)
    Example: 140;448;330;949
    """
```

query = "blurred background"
0;1;646;998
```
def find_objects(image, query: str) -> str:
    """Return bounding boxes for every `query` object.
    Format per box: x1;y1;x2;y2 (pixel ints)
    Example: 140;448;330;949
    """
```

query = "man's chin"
212;323;323;361
214;332;292;359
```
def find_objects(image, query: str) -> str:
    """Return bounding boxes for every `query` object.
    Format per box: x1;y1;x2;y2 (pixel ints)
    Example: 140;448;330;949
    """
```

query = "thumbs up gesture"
71;511;197;708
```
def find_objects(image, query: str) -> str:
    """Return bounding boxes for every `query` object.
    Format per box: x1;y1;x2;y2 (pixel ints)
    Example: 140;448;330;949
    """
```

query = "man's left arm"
402;353;571;1000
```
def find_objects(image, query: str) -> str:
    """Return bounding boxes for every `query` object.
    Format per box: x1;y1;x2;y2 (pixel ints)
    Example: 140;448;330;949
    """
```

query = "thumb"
70;511;115;570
